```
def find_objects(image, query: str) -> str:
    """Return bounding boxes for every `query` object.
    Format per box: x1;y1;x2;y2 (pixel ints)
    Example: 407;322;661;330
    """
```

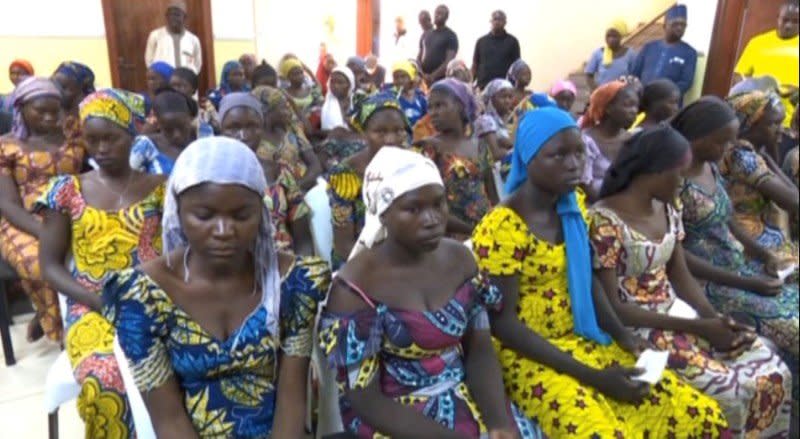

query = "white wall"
211;0;256;40
680;0;719;55
0;0;106;37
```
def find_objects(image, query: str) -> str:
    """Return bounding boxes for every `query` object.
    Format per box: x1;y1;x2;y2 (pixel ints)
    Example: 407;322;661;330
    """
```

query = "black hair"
171;67;199;92
599;124;691;198
640;79;680;112
153;87;198;118
252;61;277;87
671;96;737;141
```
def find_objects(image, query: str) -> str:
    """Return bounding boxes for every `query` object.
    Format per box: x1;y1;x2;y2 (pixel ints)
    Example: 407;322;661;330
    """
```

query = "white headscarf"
348;146;444;260
163;136;282;339
321;66;355;131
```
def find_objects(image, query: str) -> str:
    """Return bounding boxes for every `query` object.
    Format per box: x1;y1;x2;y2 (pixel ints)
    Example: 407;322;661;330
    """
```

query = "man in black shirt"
472;10;521;90
417;10;433;66
420;5;459;85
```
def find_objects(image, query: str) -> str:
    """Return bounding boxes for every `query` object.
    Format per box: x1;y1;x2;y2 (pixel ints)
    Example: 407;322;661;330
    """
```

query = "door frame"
101;0;217;93
702;0;746;97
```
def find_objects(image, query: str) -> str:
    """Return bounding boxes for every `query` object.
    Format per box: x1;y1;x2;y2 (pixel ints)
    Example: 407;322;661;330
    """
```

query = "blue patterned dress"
318;273;543;438
104;257;330;438
129;135;176;175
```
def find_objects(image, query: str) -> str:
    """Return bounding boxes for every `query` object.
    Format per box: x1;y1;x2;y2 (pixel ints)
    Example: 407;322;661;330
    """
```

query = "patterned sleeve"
102;269;174;392
472;208;526;276
726;144;773;188
279;168;310;221
317;307;382;391
327;164;361;228
467;272;503;330
280;257;331;357
0;140;15;177
129;136;157;173
33;175;77;215
588;208;625;270
474;114;499;138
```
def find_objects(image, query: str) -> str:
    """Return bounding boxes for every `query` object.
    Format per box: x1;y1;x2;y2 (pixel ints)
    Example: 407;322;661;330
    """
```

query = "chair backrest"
113;337;156;439
304;179;334;265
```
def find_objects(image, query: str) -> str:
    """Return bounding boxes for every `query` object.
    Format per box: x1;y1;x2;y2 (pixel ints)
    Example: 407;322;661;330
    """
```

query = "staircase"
568;3;676;114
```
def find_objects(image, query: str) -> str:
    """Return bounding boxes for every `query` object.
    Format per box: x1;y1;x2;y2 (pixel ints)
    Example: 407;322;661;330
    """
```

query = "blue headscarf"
506;107;611;345
55;61;96;94
149;61;174;82
220;61;249;93
666;4;687;21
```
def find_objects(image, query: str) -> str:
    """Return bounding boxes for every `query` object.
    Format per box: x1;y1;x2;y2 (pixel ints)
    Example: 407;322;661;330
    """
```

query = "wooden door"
101;0;216;96
703;0;785;97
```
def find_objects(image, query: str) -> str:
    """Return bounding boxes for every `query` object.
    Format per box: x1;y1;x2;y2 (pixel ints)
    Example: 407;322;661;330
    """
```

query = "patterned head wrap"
9;59;34;76
278;57;304;79
349;147;444;259
351;91;408;133
580;80;628;129
55;61;96;94
727;90;784;135
149;61;175;82
506;59;530;87
163;136;281;340
508;107;611;345
79;88;146;136
10;77;62;140
431;78;479;123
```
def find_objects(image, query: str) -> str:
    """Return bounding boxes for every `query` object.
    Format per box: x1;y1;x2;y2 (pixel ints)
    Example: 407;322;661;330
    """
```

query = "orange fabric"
356;0;373;57
580;80;627;129
9;59;34;75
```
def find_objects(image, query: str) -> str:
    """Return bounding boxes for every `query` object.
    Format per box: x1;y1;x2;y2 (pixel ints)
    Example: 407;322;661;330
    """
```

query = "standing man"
145;0;202;73
416;10;434;66
420;5;458;85
471;10;520;90
631;4;696;99
735;1;799;127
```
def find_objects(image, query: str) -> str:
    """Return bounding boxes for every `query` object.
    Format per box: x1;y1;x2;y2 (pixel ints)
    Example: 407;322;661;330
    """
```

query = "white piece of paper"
667;298;699;319
633;349;670;384
776;265;797;282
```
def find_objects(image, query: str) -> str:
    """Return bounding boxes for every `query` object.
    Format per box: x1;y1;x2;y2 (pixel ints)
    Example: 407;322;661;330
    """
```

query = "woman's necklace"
96;171;134;209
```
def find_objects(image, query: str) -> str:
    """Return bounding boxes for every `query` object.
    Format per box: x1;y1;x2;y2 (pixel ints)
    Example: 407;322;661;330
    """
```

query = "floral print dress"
35;175;164;438
257;131;313;184
264;167;310;252
473;199;730;438
418;142;493;237
104;257;331;438
0;137;85;341
326;162;365;268
720;139;798;264
590;204;793;437
318;274;543;438
680;168;799;402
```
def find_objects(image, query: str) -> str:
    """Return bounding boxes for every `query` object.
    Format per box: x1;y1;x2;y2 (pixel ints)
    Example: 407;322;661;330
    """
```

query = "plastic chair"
43;294;80;439
113;336;156;438
304;178;333;265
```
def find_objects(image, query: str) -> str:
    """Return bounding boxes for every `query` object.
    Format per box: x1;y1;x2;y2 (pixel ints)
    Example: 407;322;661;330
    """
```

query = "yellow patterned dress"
103;257;330;438
472;200;731;438
35;175;164;438
0;137;85;341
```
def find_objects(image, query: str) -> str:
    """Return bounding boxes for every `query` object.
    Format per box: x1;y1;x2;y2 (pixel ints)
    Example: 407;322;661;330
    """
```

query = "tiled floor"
0;313;83;439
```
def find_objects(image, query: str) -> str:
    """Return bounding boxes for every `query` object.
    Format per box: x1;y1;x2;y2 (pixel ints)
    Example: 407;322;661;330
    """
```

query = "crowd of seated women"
0;48;797;438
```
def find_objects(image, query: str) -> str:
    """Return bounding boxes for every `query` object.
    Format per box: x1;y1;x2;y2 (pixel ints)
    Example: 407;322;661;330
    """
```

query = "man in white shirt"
145;0;202;73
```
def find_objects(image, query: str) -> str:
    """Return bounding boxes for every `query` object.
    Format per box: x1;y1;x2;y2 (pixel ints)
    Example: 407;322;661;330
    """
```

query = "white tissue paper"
633;349;670;384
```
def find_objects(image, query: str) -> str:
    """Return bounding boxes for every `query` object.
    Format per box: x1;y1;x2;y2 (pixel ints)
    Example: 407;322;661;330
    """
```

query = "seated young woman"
169;67;215;138
38;88;165;437
589;124;792;437
328;92;410;269
104;137;331;438
250;86;322;191
319;146;543;439
130;87;197;175
0;77;85;342
722;91;799;264
472;107;731;438
475;78;516;162
672;97;799;404
416;78;498;241
319;66;366;170
634;79;680;131
580;80;639;201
